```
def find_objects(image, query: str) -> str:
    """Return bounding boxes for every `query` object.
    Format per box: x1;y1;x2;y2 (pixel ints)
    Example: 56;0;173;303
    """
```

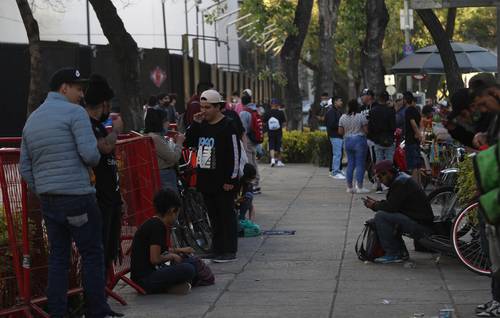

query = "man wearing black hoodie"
185;89;241;263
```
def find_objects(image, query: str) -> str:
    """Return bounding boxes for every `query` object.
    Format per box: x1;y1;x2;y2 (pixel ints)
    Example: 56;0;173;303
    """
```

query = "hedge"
261;130;331;167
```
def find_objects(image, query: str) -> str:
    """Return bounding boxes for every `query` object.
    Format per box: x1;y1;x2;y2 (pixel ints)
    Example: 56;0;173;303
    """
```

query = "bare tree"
16;0;43;115
88;0;143;130
280;0;314;130
361;0;389;94
417;9;463;95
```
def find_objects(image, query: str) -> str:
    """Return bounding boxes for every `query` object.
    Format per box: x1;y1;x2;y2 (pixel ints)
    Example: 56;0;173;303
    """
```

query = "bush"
261;130;331;166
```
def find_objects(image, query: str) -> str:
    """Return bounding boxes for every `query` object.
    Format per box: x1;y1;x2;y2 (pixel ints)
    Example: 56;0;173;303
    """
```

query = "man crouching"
363;160;434;263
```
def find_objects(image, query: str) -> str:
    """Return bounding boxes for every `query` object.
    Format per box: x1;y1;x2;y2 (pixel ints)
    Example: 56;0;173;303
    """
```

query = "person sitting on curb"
236;163;257;222
130;189;196;294
362;160;434;264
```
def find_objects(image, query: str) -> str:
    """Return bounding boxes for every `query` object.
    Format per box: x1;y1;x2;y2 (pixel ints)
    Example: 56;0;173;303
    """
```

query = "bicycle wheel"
427;186;459;221
183;189;212;252
451;202;491;276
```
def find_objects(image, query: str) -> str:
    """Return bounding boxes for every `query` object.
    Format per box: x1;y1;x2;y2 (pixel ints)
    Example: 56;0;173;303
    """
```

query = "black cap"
449;88;473;119
49;68;88;91
85;74;115;106
360;88;374;97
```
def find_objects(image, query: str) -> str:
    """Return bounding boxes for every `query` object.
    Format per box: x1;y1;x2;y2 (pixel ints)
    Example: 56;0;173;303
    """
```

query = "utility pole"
403;0;413;91
86;0;91;45
161;0;168;49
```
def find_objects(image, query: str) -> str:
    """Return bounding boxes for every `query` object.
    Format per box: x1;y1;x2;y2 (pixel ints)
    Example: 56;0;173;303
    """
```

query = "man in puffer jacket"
20;68;121;318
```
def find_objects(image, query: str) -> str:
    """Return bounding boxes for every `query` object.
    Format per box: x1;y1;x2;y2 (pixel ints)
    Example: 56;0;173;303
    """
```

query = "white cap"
200;89;223;103
242;88;252;97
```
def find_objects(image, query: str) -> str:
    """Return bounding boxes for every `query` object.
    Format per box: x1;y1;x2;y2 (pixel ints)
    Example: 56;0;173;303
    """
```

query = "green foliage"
455;7;497;49
262;130;330;166
0;205;8;245
456;155;477;206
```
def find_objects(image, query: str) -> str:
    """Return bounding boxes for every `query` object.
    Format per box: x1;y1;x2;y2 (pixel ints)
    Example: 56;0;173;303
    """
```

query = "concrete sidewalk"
111;164;489;318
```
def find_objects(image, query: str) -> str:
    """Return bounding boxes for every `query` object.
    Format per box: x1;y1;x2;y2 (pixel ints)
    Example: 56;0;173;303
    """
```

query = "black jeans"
203;191;238;255
98;201;122;268
374;211;432;256
140;261;196;294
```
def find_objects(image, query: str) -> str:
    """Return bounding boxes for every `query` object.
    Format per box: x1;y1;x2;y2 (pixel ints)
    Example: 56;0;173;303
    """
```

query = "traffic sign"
403;44;414;56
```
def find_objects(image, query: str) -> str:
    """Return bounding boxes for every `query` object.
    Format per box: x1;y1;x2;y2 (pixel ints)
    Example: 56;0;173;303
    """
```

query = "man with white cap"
185;89;241;263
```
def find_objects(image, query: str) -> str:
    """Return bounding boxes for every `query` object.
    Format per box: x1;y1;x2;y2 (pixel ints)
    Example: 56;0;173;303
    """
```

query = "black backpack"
355;219;385;262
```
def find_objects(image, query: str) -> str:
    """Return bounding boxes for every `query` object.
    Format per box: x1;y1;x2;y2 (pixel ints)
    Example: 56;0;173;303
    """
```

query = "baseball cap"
395;93;404;101
271;98;279;105
200;89;224;104
49;68;88;91
448;88;473;119
242;88;253;97
85;74;114;106
360;88;374;97
374;160;394;174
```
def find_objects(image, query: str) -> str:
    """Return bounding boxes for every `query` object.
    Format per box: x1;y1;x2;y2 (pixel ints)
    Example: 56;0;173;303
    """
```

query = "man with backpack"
264;98;286;167
362;160;434;264
240;93;263;193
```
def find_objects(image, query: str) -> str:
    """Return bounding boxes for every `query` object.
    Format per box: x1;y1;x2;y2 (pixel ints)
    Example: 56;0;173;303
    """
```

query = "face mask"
320;101;327;107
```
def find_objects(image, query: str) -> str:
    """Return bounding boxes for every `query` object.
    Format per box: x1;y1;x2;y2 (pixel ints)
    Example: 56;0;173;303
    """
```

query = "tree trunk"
88;0;143;131
426;8;457;100
417;9;463;95
361;0;389;94
16;0;43;116
318;0;341;97
280;0;314;130
347;49;357;100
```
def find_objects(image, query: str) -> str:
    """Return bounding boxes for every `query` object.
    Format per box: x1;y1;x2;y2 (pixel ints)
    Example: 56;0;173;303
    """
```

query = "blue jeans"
374;144;395;163
160;168;178;194
344;135;367;188
330;137;343;174
238;192;254;220
40;194;110;318
374;211;432;256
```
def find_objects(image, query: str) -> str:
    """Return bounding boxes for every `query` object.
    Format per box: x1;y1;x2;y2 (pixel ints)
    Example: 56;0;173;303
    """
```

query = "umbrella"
391;42;497;74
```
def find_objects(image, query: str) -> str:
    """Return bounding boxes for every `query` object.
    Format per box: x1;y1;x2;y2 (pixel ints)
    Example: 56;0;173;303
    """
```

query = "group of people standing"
322;88;426;194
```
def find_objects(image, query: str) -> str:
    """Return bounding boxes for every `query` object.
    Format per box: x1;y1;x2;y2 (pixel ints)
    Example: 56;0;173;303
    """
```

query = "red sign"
150;66;167;88
412;74;426;80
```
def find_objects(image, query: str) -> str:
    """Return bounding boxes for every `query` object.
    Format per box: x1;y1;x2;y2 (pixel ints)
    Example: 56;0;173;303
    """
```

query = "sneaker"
478;301;498;313
253;187;261;195
477;301;500;316
375;186;383;194
270;158;276;167
276;161;285;167
355;187;371;194
166;282;192;295
374;255;404;264
332;173;346;180
346;188;355;193
212;253;238;263
381;184;389;191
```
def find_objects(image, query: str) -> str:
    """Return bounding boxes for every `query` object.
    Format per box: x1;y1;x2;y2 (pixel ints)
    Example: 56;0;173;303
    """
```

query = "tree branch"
300;56;318;72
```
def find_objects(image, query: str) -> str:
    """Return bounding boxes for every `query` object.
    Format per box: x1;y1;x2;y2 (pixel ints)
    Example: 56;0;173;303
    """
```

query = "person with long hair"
144;108;184;192
338;99;370;193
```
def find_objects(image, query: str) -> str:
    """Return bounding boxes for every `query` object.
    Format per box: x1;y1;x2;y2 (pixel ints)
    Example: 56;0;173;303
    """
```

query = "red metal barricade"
0;135;162;314
106;135;161;300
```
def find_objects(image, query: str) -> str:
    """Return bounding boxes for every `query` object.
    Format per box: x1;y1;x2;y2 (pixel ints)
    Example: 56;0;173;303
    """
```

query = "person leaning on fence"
19;68;122;318
84;74;124;270
185;89;241;263
362;160;434;264
130;189;196;295
145;108;184;192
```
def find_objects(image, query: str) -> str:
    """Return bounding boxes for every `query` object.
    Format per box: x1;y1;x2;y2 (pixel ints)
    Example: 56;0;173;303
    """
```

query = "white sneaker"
277;161;285;167
332;173;346;180
355;187;371;194
270;158;275;167
346;188;355;193
381;184;389;191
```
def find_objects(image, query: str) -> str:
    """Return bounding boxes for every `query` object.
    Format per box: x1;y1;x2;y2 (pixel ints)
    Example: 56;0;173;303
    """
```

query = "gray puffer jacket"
20;92;100;195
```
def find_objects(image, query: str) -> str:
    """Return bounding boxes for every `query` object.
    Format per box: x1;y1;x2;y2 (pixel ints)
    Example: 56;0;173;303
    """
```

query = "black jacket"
368;104;396;146
373;173;434;225
325;107;343;138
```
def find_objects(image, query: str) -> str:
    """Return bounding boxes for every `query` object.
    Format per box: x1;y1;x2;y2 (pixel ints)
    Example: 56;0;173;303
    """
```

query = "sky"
0;0;242;64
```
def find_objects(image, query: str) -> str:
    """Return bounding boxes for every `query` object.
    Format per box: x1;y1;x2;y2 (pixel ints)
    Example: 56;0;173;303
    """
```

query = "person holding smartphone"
362;160;434;264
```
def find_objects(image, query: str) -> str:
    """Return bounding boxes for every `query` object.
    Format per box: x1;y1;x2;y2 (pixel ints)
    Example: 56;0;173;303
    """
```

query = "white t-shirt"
339;113;368;137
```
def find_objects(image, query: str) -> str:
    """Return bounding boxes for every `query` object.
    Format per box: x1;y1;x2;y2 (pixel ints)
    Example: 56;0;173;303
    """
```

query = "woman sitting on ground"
130;189;196;294
144;108;184;192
